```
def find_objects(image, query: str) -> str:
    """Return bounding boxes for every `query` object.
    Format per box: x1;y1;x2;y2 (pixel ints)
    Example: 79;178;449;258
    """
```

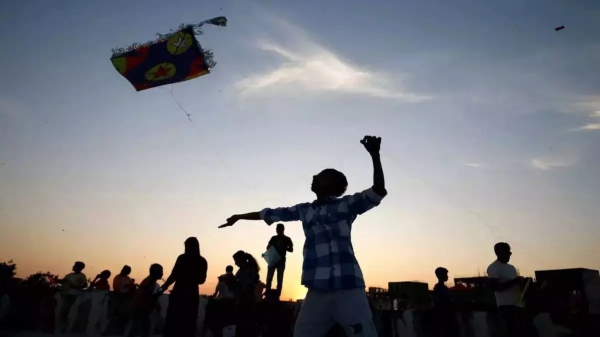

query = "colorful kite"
110;17;227;92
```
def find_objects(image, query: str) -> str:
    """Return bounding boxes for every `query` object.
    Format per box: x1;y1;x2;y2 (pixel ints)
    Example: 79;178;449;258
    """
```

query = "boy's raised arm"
360;135;387;197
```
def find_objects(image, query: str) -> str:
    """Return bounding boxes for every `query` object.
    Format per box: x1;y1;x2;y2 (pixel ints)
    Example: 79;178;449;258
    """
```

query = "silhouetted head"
184;237;200;255
435;267;448;283
276;223;285;235
233;251;247;267
225;265;234;274
120;265;132;276
149;264;163;280
311;169;348;198
72;261;85;273
99;270;111;280
494;242;512;263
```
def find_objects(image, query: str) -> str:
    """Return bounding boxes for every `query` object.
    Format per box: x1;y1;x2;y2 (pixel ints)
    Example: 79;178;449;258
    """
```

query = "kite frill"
110;17;227;70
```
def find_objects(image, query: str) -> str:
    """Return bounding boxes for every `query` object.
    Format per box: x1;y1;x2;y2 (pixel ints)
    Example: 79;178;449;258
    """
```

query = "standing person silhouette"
161;237;208;337
433;267;458;337
265;224;293;298
232;251;261;337
219;135;387;337
487;242;533;337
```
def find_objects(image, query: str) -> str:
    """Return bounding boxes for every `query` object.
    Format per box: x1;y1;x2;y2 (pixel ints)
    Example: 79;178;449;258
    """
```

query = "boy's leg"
276;260;286;297
265;265;276;290
332;288;378;337
293;290;334;337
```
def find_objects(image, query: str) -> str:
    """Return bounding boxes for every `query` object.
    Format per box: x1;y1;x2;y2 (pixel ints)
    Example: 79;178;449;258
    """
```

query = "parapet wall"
0;291;576;337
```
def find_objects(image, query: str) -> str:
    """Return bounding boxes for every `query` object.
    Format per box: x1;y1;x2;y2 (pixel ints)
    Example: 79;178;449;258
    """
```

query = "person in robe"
161;237;208;337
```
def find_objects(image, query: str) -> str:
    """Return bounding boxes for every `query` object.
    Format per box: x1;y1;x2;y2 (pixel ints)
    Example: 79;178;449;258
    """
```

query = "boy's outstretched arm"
361;135;387;197
219;206;303;228
219;212;261;228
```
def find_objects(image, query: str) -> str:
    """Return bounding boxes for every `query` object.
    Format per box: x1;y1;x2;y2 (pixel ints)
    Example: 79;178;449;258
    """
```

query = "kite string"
383;155;550;270
170;85;192;122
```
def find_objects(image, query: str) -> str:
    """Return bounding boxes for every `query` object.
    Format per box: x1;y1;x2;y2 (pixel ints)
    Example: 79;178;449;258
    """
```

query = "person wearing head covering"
161;237;208;337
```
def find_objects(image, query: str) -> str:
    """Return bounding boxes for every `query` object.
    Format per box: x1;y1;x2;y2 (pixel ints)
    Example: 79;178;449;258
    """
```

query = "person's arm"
219;205;304;228
267;237;274;250
286;237;294;253
360;136;387;197
162;256;181;291
198;257;208;285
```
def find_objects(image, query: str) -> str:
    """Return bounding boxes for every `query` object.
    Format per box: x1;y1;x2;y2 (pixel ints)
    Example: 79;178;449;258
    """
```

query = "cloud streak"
465;163;483;168
235;21;431;102
530;157;574;171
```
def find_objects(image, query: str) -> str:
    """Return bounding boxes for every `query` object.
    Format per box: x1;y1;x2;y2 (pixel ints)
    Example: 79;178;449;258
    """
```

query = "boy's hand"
360;136;381;155
218;215;240;228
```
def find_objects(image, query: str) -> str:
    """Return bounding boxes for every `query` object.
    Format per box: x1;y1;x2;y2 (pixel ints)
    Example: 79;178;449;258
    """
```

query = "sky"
1;0;599;300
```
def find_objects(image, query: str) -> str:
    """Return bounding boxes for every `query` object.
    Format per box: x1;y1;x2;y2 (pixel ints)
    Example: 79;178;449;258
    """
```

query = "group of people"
55;135;385;337
432;242;539;337
57;237;271;337
55;135;557;337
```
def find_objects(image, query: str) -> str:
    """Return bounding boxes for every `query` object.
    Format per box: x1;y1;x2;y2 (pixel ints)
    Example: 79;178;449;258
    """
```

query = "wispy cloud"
235;21;431;102
530;157;574;171
465;163;483;168
571;123;600;131
569;97;600;131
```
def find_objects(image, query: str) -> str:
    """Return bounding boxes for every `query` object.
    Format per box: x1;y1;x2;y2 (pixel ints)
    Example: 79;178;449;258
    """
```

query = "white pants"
294;288;377;337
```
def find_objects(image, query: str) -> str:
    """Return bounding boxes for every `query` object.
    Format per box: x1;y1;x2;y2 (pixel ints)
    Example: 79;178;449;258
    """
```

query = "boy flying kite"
219;135;387;336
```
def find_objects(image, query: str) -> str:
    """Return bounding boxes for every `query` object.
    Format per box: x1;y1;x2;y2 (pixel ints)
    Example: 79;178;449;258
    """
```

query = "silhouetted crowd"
3;135;600;337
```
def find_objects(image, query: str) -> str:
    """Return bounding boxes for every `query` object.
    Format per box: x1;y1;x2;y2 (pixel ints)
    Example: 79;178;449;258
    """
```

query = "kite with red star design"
110;17;227;92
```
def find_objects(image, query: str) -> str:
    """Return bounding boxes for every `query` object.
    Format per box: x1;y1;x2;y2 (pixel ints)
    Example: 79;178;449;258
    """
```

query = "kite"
555;26;565;31
110;17;227;92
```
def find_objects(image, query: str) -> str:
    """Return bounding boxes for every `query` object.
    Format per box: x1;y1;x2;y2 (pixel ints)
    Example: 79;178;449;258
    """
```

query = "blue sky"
1;0;599;298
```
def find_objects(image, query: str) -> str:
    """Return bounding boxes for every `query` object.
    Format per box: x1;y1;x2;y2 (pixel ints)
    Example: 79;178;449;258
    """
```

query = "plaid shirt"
260;187;386;291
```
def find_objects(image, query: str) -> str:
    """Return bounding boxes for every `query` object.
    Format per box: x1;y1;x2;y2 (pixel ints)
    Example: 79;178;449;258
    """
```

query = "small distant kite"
110;17;227;92
555;26;565;31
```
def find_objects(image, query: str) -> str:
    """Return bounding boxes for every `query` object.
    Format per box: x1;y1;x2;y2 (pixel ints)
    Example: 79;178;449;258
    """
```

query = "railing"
0;291;578;337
